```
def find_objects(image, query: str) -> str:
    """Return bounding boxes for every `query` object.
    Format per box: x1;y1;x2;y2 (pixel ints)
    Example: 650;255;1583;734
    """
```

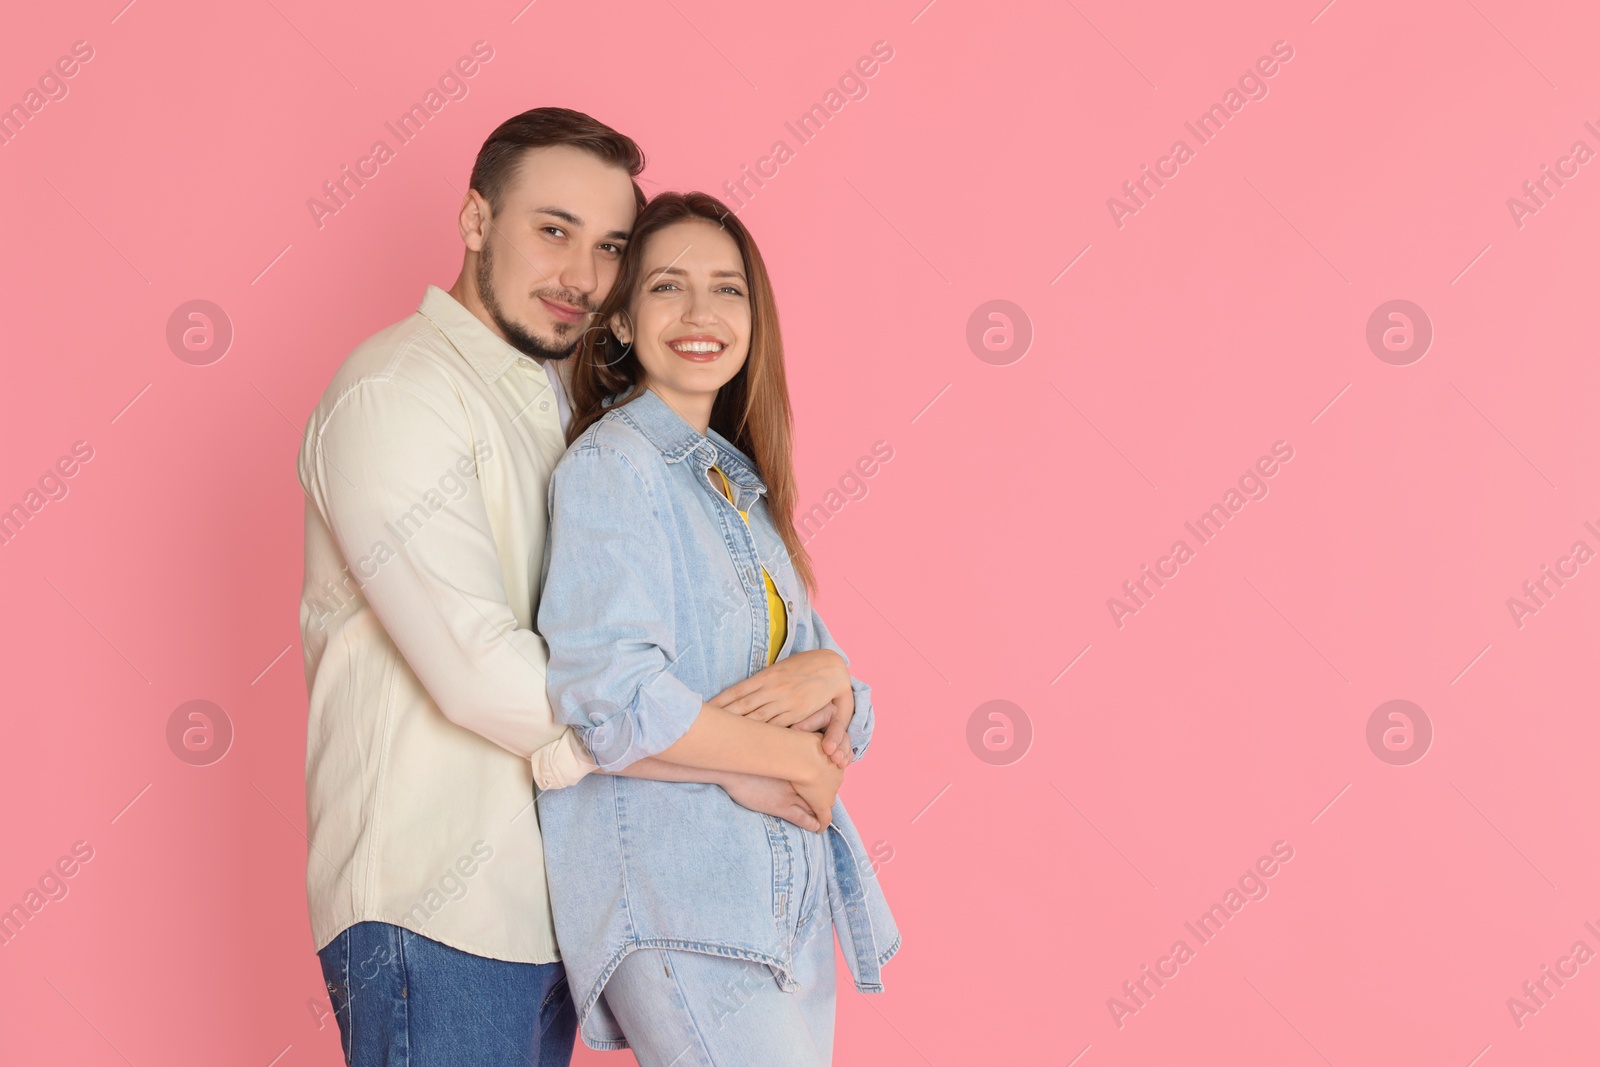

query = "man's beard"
476;237;591;362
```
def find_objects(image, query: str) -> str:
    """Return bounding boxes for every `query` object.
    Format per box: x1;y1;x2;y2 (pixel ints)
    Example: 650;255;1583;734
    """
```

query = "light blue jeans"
601;826;837;1066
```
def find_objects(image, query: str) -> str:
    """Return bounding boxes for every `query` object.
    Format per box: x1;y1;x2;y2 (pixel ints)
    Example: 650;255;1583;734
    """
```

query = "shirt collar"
417;284;542;387
615;386;768;496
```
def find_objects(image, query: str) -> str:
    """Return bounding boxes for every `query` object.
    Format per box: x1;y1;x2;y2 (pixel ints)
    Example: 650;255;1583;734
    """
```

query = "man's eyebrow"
533;206;631;242
533;206;581;226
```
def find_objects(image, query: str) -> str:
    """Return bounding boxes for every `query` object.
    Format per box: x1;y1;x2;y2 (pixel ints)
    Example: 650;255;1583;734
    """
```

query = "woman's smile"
666;334;728;362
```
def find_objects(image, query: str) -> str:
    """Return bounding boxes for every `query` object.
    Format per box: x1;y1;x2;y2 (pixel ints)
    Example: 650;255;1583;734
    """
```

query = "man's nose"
558;248;599;298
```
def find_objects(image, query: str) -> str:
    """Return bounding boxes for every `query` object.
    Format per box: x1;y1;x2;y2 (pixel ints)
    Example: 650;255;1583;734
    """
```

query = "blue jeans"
599;826;837;1066
317;921;576;1067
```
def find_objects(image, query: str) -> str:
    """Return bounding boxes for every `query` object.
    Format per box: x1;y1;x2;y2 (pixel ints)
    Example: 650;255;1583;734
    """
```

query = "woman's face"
616;218;752;413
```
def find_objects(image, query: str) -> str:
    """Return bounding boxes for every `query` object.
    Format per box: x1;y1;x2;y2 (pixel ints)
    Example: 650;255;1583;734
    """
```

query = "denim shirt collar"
611;386;768;500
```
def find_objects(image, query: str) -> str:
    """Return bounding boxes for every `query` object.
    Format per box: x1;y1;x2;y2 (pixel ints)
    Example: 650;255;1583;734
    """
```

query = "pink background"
3;0;1598;1063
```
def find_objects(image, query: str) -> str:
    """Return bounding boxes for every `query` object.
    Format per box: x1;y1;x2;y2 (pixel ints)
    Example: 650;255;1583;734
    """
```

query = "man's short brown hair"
469;107;646;215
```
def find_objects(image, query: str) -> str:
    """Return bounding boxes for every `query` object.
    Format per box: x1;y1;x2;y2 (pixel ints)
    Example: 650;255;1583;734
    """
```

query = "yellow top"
710;465;787;665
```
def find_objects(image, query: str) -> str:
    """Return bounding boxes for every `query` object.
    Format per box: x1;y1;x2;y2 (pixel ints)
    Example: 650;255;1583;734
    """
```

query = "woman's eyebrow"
645;266;747;280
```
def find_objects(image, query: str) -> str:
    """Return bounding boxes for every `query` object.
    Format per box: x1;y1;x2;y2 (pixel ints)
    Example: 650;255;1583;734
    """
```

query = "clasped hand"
708;649;855;767
709;650;854;831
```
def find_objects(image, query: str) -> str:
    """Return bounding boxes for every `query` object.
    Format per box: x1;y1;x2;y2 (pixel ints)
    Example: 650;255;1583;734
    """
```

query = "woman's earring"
603;310;635;369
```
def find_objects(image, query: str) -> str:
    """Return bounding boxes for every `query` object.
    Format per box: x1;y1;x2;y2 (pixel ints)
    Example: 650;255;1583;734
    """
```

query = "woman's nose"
683;290;717;324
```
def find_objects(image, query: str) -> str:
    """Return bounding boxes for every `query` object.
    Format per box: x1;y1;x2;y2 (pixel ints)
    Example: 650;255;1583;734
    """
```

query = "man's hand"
719;773;821;832
710;649;855;767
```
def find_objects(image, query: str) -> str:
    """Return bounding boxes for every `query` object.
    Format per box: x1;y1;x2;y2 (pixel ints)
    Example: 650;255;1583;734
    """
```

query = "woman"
535;192;899;1065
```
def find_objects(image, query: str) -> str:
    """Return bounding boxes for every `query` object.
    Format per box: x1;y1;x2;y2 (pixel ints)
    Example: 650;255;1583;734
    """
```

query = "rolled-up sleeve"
305;375;576;765
529;728;600;791
537;444;707;774
805;603;875;763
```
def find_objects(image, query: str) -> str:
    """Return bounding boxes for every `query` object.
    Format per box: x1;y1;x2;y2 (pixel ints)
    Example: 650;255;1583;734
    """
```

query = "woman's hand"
710;649;853;728
789;706;833;735
719;773;821;832
710;650;856;767
651;705;848;818
791;734;846;831
611;760;824;831
789;701;853;769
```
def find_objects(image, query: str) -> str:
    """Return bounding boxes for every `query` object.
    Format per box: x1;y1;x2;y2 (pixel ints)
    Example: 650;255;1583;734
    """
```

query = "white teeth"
671;341;723;354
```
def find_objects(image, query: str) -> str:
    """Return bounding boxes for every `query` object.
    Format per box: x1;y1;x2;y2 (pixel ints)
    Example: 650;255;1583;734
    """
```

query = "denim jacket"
535;386;900;1049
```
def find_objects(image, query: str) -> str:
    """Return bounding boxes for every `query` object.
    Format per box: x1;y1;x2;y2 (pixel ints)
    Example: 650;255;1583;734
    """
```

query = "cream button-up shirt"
297;284;598;963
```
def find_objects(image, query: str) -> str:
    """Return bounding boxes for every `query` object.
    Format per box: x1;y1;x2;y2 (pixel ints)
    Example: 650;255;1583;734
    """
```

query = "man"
296;108;854;1066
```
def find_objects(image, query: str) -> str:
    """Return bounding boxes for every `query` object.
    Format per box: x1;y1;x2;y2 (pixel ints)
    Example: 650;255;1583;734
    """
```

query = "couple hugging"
296;106;899;1067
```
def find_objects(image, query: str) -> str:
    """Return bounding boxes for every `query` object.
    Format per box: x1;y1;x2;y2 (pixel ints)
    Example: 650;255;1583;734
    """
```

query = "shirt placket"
510;356;563;438
702;447;769;677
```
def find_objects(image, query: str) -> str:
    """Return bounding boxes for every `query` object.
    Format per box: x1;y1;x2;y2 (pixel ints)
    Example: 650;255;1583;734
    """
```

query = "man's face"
469;144;638;360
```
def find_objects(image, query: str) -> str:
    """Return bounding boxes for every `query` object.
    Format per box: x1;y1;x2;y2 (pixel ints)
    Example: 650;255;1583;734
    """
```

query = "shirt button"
539;400;550;411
